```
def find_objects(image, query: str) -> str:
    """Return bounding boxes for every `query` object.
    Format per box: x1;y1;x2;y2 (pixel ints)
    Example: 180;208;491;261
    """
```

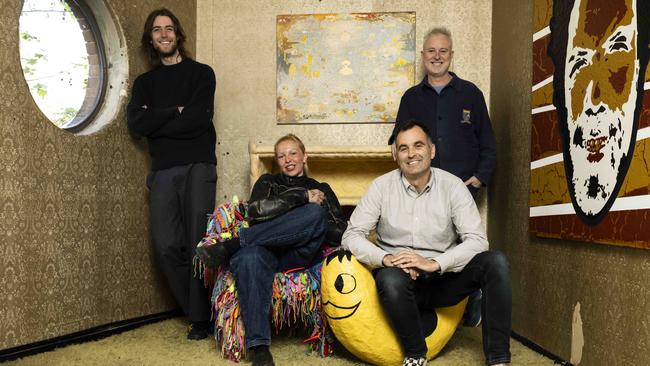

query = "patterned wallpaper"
1;0;196;349
195;0;493;202
490;0;650;365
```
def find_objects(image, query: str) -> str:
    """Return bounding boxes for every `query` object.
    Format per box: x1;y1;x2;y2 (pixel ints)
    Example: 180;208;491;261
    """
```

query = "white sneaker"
402;357;426;366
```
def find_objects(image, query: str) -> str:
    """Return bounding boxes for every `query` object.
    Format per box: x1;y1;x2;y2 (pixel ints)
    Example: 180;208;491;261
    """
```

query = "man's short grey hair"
424;27;453;49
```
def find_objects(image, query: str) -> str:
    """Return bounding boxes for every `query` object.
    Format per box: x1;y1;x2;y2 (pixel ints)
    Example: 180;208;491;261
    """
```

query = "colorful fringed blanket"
195;198;332;362
194;197;249;287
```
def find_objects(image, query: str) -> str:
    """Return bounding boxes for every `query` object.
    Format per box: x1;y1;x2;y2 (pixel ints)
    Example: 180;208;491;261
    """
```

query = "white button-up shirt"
342;168;488;273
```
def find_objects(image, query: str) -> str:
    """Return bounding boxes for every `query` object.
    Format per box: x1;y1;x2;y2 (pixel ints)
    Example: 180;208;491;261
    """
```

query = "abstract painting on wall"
276;12;415;124
529;0;650;248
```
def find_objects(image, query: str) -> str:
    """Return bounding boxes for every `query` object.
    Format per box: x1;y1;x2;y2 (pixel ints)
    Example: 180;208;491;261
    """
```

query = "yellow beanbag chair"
321;251;467;366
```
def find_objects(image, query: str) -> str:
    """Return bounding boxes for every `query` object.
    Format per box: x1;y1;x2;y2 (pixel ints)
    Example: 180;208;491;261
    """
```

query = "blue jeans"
229;203;328;348
374;251;511;365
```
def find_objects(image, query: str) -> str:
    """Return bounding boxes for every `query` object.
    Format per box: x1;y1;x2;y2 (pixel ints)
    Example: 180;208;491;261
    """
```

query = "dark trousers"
147;162;216;323
374;251;511;365
229;204;327;349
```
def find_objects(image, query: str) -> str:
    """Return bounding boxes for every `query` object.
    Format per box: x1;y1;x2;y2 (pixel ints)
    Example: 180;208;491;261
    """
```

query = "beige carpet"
6;318;555;365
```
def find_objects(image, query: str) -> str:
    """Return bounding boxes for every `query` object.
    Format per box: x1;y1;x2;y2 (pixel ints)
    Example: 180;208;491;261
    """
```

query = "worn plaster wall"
196;0;493;201
490;1;650;365
1;0;196;349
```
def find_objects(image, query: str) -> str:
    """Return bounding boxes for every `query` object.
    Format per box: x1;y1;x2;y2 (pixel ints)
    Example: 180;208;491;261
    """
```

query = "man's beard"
155;43;178;59
567;111;630;216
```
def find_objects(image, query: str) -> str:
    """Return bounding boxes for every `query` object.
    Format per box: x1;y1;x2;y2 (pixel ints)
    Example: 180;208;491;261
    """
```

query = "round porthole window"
19;0;128;134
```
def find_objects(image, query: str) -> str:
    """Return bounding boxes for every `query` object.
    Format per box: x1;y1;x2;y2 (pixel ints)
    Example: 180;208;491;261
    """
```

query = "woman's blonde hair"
274;133;306;155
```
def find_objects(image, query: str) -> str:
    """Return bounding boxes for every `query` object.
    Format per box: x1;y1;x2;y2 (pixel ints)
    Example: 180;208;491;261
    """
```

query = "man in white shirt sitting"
342;120;511;366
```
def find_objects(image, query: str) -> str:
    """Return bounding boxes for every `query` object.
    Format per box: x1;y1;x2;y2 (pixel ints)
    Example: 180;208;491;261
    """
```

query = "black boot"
187;320;212;340
196;237;241;269
251;345;275;366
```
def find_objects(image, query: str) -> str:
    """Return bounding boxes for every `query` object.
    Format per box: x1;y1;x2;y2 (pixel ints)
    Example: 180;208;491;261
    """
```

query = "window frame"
61;0;108;132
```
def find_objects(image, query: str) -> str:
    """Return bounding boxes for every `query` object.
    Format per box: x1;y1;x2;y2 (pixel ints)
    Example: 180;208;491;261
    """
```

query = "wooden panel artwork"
529;0;650;248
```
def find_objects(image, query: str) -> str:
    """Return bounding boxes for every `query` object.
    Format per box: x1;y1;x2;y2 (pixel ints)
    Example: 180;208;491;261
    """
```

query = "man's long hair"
140;8;191;69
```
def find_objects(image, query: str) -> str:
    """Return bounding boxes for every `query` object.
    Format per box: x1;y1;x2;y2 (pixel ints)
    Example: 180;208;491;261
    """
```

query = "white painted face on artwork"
563;0;639;218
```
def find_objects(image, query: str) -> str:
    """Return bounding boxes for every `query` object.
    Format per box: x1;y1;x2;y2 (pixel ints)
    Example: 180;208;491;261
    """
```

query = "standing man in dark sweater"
127;8;216;340
389;27;496;197
389;27;497;328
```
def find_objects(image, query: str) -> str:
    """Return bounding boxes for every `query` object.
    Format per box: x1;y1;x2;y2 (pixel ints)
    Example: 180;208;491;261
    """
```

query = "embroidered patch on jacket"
461;109;472;124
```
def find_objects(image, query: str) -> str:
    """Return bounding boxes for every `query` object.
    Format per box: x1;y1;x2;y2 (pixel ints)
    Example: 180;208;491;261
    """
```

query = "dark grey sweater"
127;58;216;171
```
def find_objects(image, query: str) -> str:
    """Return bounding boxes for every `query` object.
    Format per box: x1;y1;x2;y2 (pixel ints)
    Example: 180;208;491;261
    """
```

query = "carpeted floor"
6;318;555;365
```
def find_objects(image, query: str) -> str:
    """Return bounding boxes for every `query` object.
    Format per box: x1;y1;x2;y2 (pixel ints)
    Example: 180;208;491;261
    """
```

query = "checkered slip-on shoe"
402;357;426;366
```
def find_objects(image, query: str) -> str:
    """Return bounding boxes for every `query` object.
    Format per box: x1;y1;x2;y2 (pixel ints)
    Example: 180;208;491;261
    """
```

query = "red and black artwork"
530;0;650;249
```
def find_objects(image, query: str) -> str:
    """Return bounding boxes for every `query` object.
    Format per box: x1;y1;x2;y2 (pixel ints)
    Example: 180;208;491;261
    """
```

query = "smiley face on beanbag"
321;250;467;366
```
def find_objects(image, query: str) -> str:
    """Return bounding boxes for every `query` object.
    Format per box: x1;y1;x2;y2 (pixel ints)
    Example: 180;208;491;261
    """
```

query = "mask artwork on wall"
529;0;650;248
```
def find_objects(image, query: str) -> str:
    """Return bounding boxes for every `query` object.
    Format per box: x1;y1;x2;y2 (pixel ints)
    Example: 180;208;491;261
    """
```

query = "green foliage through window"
19;0;93;128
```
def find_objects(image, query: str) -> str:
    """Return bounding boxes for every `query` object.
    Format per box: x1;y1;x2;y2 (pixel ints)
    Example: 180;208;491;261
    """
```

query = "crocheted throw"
194;198;332;362
211;261;332;362
194;197;249;287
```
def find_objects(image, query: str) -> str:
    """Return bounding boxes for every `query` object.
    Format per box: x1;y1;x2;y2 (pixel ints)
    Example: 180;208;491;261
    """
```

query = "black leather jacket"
248;173;347;246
